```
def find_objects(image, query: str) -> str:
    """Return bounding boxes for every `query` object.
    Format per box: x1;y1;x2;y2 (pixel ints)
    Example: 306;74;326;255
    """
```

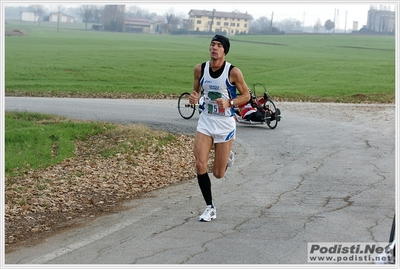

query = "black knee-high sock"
197;172;212;206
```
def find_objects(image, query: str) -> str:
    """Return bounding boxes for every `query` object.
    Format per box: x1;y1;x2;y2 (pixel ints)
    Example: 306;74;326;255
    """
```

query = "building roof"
49;12;75;19
124;18;150;26
188;9;253;20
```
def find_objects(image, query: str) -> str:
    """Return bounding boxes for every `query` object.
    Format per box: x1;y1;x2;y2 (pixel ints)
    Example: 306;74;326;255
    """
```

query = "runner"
189;34;250;222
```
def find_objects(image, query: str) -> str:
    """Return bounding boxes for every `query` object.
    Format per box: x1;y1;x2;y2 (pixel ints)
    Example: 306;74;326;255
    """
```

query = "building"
123;17;166;34
352;21;359;31
124;18;150;33
367;9;395;34
49;12;75;23
20;11;39;22
188;9;252;35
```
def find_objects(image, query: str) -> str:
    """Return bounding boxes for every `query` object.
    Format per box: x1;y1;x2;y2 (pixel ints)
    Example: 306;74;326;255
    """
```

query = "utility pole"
302;11;305;32
270;11;274;30
333;8;336;34
57;5;60;33
337;9;340;32
344;10;347;33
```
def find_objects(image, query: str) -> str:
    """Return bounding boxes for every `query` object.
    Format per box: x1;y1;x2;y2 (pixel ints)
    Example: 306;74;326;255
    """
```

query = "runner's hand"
189;91;198;104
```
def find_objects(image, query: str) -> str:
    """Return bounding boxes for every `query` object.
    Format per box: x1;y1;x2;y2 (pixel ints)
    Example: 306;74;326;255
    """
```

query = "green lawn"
5;112;112;178
5;21;395;103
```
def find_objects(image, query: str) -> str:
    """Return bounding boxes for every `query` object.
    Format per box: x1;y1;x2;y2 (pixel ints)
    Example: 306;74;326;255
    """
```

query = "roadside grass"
5;21;395;103
5;112;113;179
5;112;180;185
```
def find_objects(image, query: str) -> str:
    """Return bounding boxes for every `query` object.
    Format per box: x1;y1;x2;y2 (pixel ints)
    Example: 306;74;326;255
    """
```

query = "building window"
224;22;229;26
217;22;221;26
197;20;201;24
245;24;247;28
237;23;240;27
230;22;235;26
196;15;201;18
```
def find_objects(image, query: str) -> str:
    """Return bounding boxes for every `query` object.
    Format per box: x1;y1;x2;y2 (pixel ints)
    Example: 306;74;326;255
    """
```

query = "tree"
249;16;271;34
126;5;151;18
258;16;271;33
314;18;322;32
29;5;45;25
93;6;104;25
324;19;335;32
165;10;181;33
80;5;94;30
279;18;302;31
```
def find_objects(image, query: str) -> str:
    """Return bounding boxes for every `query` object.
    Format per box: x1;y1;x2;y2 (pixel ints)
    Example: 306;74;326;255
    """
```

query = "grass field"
4;112;112;178
5;21;395;103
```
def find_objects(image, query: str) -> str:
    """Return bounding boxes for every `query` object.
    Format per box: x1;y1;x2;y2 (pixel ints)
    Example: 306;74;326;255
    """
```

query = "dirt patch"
5;30;26;36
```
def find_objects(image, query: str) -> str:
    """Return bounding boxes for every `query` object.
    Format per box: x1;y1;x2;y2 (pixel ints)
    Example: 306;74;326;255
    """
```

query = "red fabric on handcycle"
238;101;265;122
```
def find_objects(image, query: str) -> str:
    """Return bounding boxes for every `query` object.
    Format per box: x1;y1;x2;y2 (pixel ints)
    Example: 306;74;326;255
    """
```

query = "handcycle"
177;83;281;129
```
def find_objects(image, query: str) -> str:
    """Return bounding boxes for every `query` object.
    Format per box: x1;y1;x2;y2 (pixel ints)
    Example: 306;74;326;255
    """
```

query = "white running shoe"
227;151;235;168
199;206;216;222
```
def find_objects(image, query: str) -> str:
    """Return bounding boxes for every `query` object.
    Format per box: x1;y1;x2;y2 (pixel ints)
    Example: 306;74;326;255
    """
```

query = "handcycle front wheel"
178;92;196;119
263;99;279;129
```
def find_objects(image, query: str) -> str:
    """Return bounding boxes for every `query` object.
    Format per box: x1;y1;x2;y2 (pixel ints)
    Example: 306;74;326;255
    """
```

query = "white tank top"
200;61;237;117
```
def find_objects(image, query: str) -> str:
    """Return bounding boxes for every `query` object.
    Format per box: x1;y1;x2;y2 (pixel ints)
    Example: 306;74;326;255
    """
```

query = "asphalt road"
4;97;396;266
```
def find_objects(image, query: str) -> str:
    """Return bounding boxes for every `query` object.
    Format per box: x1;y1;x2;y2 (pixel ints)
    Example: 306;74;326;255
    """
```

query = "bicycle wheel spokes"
264;99;278;129
178;92;196;119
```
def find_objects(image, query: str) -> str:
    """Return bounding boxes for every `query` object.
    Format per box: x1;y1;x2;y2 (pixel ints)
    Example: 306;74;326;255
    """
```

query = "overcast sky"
4;1;397;29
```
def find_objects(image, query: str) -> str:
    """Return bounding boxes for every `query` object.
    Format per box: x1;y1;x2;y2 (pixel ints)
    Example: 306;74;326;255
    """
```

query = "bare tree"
80;5;95;30
93;6;104;25
259;16;271;33
165;8;181;33
279;18;302;31
29;5;45;25
248;16;270;34
126;5;150;18
314;18;322;32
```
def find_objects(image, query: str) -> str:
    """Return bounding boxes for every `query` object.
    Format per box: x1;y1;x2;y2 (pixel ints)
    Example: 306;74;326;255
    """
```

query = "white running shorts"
197;112;236;143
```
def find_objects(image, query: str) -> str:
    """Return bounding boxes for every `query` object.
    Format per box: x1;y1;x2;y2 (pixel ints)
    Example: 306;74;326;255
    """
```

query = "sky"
3;1;398;30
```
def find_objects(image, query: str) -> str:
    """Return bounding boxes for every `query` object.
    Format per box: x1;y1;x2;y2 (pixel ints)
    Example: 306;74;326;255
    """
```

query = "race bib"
207;91;224;115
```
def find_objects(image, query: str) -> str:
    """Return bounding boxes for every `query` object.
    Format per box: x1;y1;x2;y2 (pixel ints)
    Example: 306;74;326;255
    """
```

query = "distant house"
150;16;167;34
188;9;252;35
49;12;75;23
124;18;150;33
20;11;39;22
124;17;166;34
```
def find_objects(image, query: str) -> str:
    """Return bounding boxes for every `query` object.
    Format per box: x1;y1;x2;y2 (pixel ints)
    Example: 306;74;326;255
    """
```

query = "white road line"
29;207;161;264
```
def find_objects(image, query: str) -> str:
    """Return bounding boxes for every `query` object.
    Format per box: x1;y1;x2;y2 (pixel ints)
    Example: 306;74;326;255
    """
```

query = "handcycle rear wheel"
263;99;279;129
178;92;196;119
